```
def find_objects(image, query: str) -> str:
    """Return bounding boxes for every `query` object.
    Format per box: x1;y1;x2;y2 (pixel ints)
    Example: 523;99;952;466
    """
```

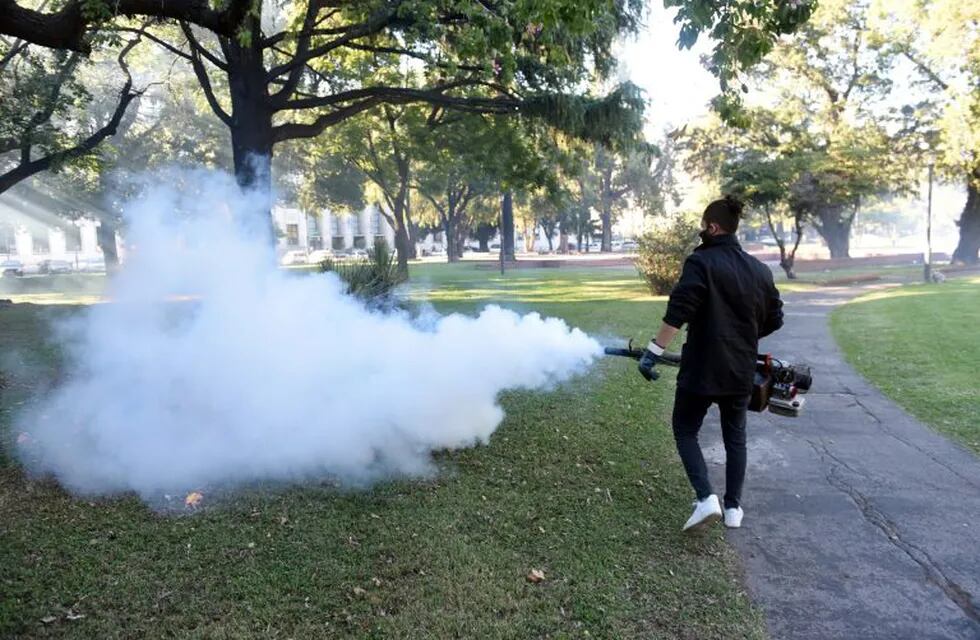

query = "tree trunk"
765;206;800;279
227;35;272;188
501;191;515;260
600;205;612;252
454;215;469;262
523;221;536;253
952;177;980;265
814;207;853;259
559;229;568;254
97;219;119;272
444;213;459;263
476;224;492;252
226;32;275;237
394;224;412;275
404;188;418;260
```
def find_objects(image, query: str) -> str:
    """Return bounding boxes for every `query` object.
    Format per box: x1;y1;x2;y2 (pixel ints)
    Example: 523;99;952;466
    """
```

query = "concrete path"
699;285;980;640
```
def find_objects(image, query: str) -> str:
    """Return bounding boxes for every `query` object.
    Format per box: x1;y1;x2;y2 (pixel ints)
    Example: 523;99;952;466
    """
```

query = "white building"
0;216;111;271
273;206;396;257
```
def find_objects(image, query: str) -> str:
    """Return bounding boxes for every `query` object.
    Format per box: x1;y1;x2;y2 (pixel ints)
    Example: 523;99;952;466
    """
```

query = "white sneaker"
683;495;722;532
724;507;744;529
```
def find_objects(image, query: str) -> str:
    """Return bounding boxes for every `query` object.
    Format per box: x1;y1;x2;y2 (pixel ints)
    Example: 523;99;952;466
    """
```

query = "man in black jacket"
637;196;783;532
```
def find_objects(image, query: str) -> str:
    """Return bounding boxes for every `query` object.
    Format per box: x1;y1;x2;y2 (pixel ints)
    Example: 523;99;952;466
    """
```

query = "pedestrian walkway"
701;285;980;639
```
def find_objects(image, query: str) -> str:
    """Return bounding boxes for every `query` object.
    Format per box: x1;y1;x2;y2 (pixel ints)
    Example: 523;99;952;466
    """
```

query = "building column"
321;209;334;250
49;228;66;258
14;227;32;259
343;214;355;249
383;213;395;249
80;220;99;255
359;208;372;249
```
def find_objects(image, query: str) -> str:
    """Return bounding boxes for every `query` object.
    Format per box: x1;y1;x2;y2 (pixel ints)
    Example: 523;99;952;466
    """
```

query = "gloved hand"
638;340;665;382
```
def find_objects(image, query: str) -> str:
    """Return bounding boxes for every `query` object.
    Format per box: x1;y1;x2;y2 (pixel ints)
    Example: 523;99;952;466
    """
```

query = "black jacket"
663;234;783;395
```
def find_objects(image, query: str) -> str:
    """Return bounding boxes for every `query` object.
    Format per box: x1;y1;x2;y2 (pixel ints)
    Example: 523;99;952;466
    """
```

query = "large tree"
715;0;912;258
3;0;648;201
870;1;980;264
585;142;671;252
412;115;521;263
325;104;422;273
2;0;817;212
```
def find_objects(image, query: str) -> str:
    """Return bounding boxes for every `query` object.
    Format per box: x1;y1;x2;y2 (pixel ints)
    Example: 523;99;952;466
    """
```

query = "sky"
617;4;718;137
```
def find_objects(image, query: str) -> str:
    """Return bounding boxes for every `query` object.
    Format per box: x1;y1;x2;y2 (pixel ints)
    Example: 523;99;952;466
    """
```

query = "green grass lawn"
831;276;980;454
0;265;766;639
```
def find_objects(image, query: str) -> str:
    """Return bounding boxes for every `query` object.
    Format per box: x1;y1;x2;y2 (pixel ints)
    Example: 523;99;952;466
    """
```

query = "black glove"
637;340;665;382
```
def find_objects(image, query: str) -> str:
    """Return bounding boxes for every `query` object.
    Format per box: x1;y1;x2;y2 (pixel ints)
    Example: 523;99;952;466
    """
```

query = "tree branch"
114;26;191;61
179;21;227;71
279;85;518;114
272;97;383;142
0;37;141;194
340;41;485;73
265;3;402;81
0;38;28;71
901;49;949;91
0;0;251;54
179;21;232;126
268;0;322;108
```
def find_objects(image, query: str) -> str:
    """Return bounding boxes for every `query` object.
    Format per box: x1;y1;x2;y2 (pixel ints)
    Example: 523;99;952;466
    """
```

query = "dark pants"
671;387;748;509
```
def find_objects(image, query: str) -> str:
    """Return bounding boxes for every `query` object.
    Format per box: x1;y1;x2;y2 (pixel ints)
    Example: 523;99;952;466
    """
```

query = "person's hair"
702;195;744;233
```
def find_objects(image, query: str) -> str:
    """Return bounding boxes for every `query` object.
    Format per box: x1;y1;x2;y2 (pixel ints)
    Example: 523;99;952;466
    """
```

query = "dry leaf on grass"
526;569;546;583
184;491;204;508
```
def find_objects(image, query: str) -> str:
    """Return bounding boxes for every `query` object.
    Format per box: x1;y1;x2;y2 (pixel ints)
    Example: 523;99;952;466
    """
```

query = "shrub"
320;237;406;306
636;216;700;295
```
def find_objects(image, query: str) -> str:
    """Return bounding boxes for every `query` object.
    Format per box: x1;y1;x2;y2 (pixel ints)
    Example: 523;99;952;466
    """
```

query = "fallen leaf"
184;491;204;508
65;611;85;621
352;586;367;597
527;569;545;583
40;615;57;624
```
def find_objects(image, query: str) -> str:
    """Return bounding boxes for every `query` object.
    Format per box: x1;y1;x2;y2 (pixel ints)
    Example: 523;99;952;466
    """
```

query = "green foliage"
635;216;700;295
668;0;817;123
868;1;980;185
685;0;916;257
0;46;90;161
319;237;406;304
832;277;980;454
667;0;816;83
522;83;647;153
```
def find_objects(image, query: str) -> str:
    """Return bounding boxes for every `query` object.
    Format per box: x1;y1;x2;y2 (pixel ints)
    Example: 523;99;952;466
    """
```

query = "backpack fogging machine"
604;340;813;417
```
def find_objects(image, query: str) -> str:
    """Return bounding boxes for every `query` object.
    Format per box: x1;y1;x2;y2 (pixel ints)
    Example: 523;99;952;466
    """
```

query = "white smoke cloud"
16;168;601;499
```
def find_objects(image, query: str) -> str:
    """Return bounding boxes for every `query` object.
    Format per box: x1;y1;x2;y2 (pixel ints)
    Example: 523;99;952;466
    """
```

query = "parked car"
306;249;333;264
39;259;74;274
621;240;639;252
279;250;309;266
1;259;24;277
77;257;106;273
